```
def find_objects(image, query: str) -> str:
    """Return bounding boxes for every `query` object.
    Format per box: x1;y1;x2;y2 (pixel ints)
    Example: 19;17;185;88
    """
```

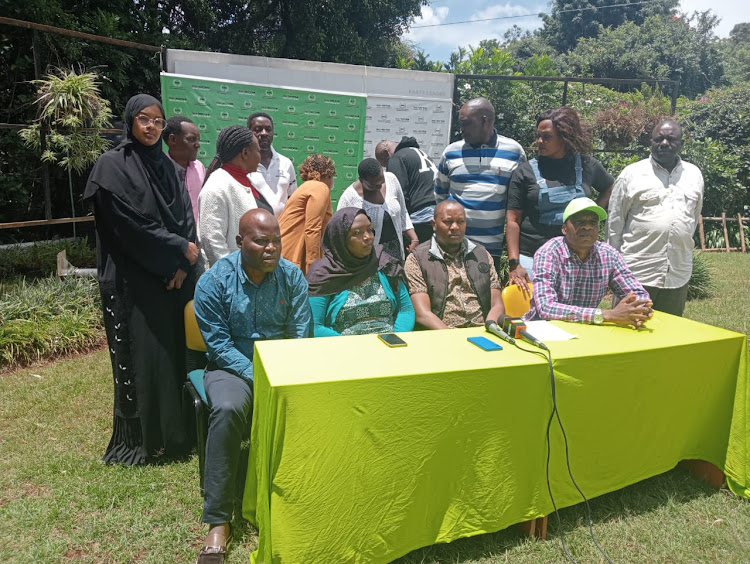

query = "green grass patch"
2;342;750;563
0;276;104;371
684;252;750;337
0;238;96;281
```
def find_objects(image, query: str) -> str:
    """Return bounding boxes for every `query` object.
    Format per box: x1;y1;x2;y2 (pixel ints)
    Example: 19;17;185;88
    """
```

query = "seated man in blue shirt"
193;208;312;563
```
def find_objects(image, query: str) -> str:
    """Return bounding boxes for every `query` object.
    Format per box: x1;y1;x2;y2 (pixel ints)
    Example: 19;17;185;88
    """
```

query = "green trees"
720;23;750;85
1;0;426;226
565;12;724;98
541;0;678;53
680;84;750;214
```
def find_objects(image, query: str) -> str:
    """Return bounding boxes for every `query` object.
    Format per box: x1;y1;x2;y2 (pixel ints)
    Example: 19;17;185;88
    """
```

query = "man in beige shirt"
405;200;504;329
607;119;704;316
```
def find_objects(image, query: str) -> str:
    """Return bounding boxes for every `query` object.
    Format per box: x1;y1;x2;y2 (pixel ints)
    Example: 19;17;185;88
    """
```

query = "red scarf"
222;163;261;200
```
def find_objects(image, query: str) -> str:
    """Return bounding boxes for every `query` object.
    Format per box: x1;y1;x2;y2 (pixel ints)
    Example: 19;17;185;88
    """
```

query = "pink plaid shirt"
525;237;649;323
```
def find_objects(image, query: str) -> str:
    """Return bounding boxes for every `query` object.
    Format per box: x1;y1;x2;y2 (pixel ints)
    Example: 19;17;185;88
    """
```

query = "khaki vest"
412;240;492;322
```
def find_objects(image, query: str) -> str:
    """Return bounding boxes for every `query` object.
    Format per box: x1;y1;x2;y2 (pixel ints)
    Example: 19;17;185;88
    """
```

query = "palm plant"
19;68;113;235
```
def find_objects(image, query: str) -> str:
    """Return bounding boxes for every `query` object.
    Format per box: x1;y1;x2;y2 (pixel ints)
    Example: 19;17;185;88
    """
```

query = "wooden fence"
0;216;94;230
698;213;748;252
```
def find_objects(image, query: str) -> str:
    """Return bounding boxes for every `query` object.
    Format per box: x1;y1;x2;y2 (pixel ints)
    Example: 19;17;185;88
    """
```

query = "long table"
242;313;750;563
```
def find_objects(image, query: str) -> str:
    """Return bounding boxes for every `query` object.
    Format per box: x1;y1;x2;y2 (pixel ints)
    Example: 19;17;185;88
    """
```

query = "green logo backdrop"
161;74;367;204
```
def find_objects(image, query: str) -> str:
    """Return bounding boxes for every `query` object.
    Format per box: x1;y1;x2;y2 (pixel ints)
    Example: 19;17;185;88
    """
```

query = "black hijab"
84;94;191;240
306;207;404;297
123;94;175;197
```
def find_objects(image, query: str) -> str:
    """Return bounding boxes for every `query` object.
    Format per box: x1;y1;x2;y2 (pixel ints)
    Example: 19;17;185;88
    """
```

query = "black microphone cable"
513;340;615;564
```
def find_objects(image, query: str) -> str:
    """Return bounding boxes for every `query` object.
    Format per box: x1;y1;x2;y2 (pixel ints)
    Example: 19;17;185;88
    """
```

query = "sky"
404;0;746;63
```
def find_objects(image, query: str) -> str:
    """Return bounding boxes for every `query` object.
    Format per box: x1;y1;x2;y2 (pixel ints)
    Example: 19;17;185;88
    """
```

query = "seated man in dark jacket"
404;200;505;329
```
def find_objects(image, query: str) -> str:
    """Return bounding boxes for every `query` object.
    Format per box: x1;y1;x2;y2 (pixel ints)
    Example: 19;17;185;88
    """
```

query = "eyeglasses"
135;114;167;130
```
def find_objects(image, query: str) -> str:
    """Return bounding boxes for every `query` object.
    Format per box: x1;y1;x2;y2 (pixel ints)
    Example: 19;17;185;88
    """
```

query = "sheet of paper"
524;320;577;341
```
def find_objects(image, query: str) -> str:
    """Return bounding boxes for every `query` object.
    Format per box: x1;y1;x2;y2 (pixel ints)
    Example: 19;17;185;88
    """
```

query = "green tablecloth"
242;312;750;563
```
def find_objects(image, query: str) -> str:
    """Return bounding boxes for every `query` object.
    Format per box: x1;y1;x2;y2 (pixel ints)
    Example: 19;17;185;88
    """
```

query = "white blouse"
249;171;285;218
197;167;258;268
337;172;414;260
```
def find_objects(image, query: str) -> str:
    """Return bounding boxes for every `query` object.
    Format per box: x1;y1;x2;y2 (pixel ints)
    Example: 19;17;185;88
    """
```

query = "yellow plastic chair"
184;300;208;491
501;283;533;318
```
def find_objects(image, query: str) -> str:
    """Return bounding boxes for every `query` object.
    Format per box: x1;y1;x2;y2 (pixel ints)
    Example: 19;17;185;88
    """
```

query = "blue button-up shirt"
194;250;312;381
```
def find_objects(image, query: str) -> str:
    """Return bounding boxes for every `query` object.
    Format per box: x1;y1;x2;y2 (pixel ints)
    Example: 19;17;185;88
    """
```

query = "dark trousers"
403;223;434;252
643;284;689;317
413;222;434;244
202;368;254;524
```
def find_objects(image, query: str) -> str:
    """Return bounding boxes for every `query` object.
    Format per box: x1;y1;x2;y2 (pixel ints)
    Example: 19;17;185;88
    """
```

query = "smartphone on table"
467;336;503;351
378;333;407;347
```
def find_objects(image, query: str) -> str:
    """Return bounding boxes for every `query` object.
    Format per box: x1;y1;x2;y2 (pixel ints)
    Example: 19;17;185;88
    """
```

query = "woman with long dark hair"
506;107;615;292
84;94;198;464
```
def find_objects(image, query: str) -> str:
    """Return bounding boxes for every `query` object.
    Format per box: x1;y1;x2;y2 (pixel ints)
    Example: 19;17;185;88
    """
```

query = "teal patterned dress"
332;272;394;336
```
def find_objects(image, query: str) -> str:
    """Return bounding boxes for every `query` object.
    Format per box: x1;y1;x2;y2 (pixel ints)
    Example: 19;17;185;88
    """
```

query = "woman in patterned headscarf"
306;207;414;336
84;94;197;465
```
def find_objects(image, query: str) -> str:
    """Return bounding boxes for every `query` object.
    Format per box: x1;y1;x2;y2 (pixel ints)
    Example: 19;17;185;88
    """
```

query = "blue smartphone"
467;336;503;351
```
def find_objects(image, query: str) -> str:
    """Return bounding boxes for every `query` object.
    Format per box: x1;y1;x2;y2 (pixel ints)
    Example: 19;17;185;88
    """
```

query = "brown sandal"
196;525;232;564
196;544;227;564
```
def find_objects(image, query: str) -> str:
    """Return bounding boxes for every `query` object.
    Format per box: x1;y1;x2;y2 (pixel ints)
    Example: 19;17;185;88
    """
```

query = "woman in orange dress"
278;154;335;273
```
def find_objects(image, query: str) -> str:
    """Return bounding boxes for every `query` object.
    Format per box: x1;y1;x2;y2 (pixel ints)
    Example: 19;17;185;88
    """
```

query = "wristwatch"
593;308;604;325
508;258;520;270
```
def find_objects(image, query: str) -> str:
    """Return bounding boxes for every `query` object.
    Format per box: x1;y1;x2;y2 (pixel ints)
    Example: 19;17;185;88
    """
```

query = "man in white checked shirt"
607;119;704;316
435;97;526;273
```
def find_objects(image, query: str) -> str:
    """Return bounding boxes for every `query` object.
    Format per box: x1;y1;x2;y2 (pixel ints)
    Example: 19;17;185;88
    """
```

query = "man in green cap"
525;197;653;327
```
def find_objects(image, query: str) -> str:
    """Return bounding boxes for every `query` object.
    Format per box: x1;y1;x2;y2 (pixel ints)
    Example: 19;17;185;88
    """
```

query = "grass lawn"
1;252;749;563
683;252;750;338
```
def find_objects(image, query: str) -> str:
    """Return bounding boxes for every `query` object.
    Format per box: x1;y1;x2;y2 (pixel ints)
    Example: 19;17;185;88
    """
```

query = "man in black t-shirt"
378;137;439;243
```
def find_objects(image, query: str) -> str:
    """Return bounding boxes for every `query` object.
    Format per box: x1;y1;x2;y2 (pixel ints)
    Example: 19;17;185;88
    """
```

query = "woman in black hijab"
306;207;414;337
84;94;197;465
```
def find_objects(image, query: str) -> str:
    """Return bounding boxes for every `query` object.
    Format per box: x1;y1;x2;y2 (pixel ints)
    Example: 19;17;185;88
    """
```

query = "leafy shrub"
0;238;96;280
595;151;644;179
680;139;746;216
592;87;671;150
680;85;750;214
0;276;103;370
687;252;713;301
698;218;750;250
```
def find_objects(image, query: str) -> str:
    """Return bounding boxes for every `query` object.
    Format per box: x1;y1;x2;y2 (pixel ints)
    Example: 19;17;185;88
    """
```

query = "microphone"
484;319;516;345
498;314;548;351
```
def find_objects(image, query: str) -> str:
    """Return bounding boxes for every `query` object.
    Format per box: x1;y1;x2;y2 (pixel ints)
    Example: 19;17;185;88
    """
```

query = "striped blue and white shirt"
435;131;526;256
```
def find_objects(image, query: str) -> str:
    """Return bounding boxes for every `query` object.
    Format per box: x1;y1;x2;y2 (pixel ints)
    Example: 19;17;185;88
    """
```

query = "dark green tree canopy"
0;0;424;225
541;0;679;53
720;22;750;85
565;12;724;98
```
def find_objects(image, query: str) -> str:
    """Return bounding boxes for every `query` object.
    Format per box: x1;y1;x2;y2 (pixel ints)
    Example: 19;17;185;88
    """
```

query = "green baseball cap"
562;197;607;223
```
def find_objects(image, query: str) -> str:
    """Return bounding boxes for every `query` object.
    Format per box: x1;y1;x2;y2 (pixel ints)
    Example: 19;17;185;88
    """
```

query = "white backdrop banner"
364;96;452;163
164;49;455;165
